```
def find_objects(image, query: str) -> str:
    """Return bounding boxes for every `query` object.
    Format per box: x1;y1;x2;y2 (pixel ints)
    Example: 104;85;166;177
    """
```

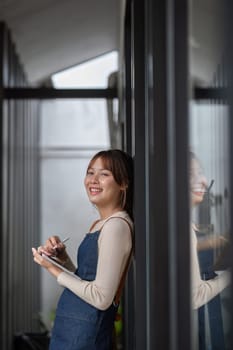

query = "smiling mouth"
192;189;206;197
194;191;205;196
89;187;102;195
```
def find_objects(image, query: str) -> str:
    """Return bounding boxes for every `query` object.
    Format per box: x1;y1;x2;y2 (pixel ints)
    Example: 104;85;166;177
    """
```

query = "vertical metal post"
131;0;191;348
131;0;148;349
225;1;233;348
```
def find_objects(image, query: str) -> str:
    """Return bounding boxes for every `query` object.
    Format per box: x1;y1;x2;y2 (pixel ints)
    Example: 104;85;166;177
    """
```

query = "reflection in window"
189;103;231;350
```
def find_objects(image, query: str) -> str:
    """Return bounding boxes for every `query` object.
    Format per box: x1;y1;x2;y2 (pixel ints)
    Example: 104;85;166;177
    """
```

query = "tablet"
42;254;75;275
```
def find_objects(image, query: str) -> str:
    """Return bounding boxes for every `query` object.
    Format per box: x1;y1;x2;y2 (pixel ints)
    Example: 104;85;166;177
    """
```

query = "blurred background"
0;0;232;349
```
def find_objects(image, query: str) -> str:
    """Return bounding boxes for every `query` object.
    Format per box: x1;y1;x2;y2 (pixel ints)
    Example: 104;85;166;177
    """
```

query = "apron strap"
88;219;101;232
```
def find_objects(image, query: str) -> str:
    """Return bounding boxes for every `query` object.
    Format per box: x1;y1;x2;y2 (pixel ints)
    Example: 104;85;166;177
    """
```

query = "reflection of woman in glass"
190;152;230;309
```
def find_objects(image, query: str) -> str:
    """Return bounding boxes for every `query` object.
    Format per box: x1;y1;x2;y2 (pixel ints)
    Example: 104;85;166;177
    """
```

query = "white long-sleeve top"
57;211;133;310
191;226;230;309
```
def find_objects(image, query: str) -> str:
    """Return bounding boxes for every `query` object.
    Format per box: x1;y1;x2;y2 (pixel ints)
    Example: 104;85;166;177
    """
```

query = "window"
39;51;118;329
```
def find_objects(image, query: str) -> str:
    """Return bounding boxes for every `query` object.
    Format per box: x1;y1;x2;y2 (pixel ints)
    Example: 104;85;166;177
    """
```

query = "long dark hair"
87;149;134;220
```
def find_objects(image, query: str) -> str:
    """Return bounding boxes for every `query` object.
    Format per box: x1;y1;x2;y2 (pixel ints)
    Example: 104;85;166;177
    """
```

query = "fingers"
32;247;43;264
32;247;63;277
48;237;67;256
32;247;37;255
39;236;64;256
32;235;66;267
46;236;61;248
32;247;52;268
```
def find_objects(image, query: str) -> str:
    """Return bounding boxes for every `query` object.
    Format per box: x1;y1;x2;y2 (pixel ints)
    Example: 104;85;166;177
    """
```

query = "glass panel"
39;96;111;329
52;51;118;88
189;103;231;349
40;99;110;148
39;52;118;329
189;2;231;349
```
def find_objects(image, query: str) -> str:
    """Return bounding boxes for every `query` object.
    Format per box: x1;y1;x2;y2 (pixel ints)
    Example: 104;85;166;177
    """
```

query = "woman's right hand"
37;236;68;261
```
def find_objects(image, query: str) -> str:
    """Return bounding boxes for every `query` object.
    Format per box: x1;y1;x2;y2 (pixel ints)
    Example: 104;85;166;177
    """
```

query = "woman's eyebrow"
88;167;110;171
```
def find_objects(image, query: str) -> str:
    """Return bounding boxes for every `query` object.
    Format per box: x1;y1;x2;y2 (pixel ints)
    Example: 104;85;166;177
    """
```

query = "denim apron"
49;230;118;350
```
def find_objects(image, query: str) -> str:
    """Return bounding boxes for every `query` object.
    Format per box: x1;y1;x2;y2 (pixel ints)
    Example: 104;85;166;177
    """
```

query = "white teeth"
90;188;101;193
192;188;205;193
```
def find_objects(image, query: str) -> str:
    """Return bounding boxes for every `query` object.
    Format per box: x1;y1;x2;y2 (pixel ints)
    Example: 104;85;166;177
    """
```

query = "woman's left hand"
32;247;62;278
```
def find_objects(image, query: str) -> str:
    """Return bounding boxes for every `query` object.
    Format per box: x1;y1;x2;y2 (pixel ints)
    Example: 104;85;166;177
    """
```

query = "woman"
32;149;134;350
190;152;230;309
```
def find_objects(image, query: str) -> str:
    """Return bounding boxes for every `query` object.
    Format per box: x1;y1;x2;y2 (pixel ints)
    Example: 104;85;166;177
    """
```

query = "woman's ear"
120;184;128;191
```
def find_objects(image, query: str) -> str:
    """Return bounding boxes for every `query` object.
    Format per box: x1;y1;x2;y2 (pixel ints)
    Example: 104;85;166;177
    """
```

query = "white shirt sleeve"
191;227;230;309
57;217;132;310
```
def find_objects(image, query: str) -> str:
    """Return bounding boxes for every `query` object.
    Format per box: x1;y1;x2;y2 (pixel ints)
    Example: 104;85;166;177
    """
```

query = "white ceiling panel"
0;0;120;84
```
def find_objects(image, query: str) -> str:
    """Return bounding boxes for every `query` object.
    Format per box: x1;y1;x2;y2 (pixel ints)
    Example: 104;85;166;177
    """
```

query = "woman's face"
84;157;123;211
190;158;208;206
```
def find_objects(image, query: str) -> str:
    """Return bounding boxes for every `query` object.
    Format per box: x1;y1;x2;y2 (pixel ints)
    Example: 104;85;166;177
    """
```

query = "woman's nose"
90;174;99;183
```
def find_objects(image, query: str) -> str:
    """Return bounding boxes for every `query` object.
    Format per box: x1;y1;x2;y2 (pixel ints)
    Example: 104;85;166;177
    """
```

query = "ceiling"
0;0;225;87
0;0;120;85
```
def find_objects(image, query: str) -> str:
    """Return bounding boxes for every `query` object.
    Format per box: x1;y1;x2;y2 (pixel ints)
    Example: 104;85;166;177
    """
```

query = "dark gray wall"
0;22;41;350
